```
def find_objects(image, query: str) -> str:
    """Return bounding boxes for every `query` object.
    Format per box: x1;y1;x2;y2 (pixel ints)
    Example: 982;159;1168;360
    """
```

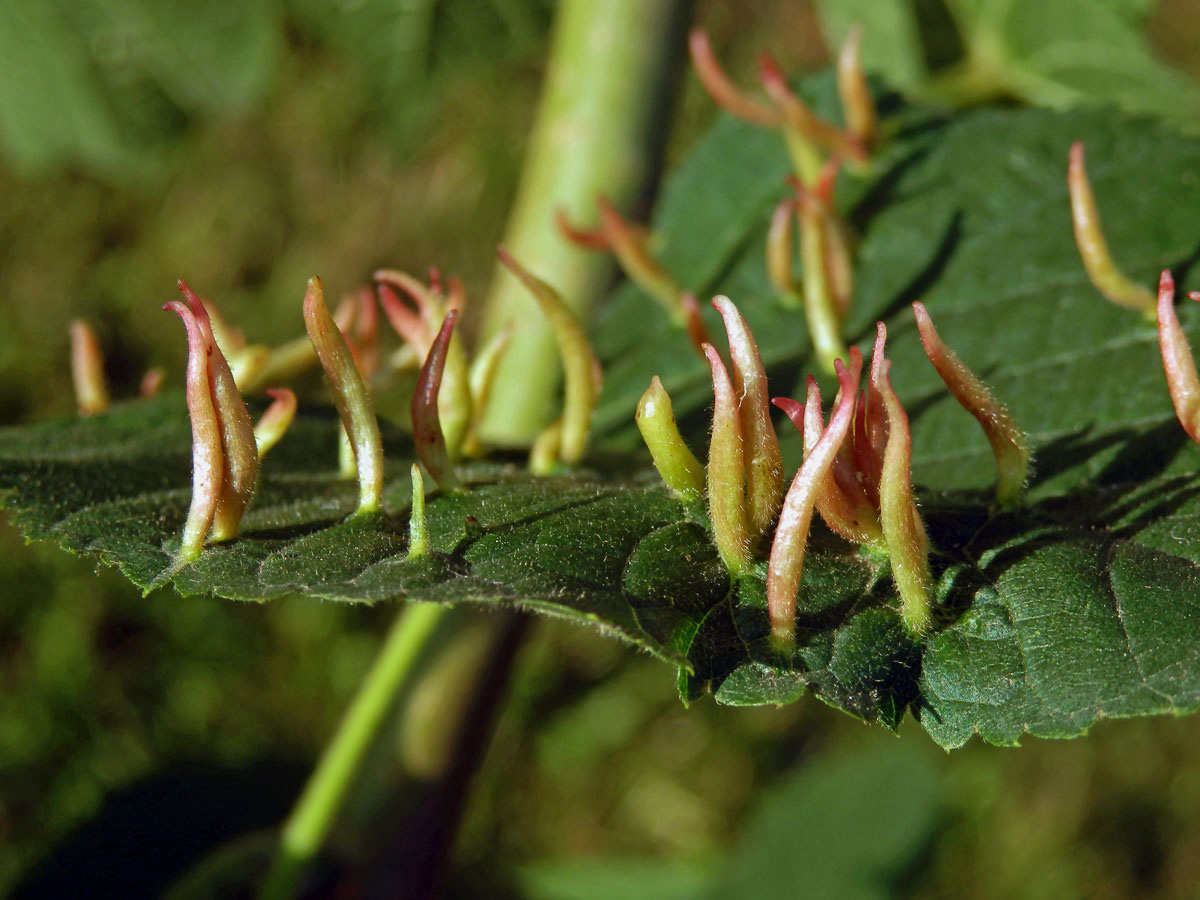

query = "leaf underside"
4;94;1200;749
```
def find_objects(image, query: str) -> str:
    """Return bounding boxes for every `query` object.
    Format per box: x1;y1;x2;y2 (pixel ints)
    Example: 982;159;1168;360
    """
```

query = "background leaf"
813;0;1200;121
0;0;282;178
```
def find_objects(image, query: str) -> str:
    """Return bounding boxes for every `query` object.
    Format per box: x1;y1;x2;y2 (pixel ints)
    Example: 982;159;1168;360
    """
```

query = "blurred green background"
4;1;1200;897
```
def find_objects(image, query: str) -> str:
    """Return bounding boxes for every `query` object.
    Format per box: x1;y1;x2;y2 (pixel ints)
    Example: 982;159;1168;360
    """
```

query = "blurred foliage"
4;1;1200;899
813;0;1200;118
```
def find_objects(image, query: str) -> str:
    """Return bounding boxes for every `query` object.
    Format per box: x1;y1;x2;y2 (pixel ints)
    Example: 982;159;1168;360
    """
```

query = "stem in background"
257;603;447;900
361;612;532;900
476;0;692;444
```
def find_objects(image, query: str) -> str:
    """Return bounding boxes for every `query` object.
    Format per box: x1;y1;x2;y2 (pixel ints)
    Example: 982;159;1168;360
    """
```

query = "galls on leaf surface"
162;281;261;564
146;236;607;565
640;294;1031;643
1156;270;1200;445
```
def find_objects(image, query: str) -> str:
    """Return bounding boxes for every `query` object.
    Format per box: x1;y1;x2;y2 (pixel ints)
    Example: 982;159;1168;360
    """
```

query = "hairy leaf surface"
3;99;1200;748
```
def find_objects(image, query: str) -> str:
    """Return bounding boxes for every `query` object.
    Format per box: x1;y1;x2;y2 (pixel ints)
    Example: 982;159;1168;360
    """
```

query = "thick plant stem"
477;0;691;444
258;603;447;900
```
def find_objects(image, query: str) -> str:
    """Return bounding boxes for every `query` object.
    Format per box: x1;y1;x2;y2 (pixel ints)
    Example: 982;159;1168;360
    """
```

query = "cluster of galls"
68;27;1199;644
638;294;1030;644
71;249;596;577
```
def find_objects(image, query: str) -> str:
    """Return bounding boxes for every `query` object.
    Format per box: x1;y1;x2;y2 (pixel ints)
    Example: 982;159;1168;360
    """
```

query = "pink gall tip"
175;280;258;543
772;396;805;433
766;354;861;646
761;53;867;167
813;157;842;208
352;286;380;378
374;268;444;331
378;283;432;356
711;295;783;543
164;300;223;563
555;207;610;249
581;197;686;322
1157;270;1200;445
138;366;165;399
688;28;781;127
254;388;297;459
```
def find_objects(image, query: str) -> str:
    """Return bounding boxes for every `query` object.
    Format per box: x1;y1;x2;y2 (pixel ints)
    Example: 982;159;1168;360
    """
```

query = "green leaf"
285;0;550;148
0;397;724;666
0;0;138;176
710;740;941;900
516;740;941;900
0;0;281;178
4;97;1200;749
948;0;1200;120
814;0;1200;121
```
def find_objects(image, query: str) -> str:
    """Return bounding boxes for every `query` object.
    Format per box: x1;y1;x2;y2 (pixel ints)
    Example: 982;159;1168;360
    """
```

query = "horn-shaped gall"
759;52;867;183
767;196;798;297
139;366;165;399
557;199;688;325
178;280;259;542
689;29;867;187
163;300;224;563
767;351;862;646
913;302;1030;507
836;25;876;150
377;268;473;459
407;463;429;559
712;296;783;543
529;419;563;475
687;29;780;127
69;320;109;417
412;311;463;491
797;189;849;374
461;325;513;458
254;388;297;458
1157;270;1200;444
703;343;751;574
1068;142;1156;318
773;358;883;548
497;248;601;466
303;276;384;514
876;357;933;635
636;376;705;503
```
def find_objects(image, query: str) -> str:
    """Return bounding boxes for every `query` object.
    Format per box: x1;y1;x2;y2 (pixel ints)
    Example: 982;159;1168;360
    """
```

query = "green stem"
257;602;447;900
476;0;691;444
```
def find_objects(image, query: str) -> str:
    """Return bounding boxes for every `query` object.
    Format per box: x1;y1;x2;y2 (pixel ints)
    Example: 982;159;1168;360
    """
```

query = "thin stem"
476;0;691;444
258;603;447;900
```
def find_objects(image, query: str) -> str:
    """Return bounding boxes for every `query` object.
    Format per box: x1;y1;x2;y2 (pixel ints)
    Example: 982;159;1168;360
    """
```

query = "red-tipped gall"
913;302;1030;507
